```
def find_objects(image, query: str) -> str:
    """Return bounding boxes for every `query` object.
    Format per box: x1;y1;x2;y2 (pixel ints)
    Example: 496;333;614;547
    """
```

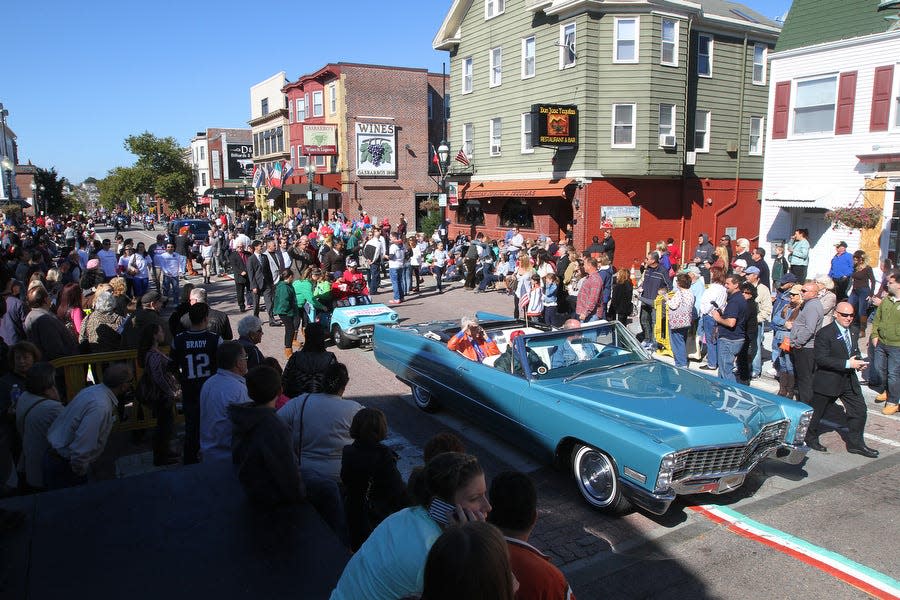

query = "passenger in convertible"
493;330;545;375
447;315;500;363
550;318;599;368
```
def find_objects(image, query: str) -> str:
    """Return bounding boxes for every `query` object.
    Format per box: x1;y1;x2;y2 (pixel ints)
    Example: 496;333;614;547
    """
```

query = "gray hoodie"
693;233;715;264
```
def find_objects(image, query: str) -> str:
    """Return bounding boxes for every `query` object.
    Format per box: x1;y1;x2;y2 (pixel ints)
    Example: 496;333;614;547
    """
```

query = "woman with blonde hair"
849;250;876;330
107;276;131;316
513;254;534;320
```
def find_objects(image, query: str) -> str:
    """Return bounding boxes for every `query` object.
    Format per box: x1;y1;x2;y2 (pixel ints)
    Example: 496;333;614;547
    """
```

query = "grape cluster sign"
356;122;396;177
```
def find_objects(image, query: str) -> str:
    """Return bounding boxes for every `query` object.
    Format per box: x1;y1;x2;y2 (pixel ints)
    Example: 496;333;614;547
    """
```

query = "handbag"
778;336;792;353
126;255;139;277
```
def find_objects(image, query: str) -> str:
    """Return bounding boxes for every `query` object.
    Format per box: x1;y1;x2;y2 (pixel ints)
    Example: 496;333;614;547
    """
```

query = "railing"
51;348;183;433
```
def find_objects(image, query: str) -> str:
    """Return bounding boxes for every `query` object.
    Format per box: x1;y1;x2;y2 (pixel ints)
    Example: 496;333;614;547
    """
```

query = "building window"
697;34;713;77
485;0;504;19
298;152;308;169
290;146;295;167
500;199;534;229
749;116;763;155
463;123;474;157
695;109;711;152
328;84;337;114
490;47;502;87
428;90;434;121
614;17;639;63
521;113;534;153
263;132;271;155
490;117;502;156
658;103;676;138
445;93;451;121
253;134;259;156
200;146;205;161
612;104;636;148
522;36;535;78
752;44;766;85
289;99;294;123
314;155;326;167
462;57;473;94
312;91;324;117
661;18;678;66
201;172;207;187
296;98;306;122
560;23;576;69
458;199;486;225
276;127;284;152
793;75;837;135
261;98;269;116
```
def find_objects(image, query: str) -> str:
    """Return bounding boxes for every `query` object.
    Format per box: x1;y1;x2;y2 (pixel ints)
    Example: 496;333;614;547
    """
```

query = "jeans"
368;263;380;294
848;286;871;324
670;327;689;367
507;249;519;272
132;277;150;300
403;265;413;294
162;274;180;305
389;268;404;301
717;337;743;382
752;323;766;376
870;342;900;405
702;314;718;368
772;330;793;373
639;303;655;345
432;265;444;292
303;470;349;548
477;263;494;292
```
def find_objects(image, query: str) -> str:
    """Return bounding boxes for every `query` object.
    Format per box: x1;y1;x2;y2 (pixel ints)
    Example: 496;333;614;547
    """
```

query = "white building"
249;71;290;172
190;132;210;197
760;0;900;277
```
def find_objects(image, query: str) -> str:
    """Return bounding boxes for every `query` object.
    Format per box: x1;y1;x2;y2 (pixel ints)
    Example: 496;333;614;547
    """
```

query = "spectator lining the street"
198;341;251;463
447;315;500;362
281;322;337;398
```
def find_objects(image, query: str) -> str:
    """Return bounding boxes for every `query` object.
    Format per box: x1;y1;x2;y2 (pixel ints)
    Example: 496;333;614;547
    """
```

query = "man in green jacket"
871;269;900;415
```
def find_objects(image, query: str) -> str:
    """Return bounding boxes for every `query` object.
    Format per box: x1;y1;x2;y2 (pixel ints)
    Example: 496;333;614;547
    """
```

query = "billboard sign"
356;122;396;177
226;144;254;180
531;104;578;148
600;205;641;229
303;125;337;155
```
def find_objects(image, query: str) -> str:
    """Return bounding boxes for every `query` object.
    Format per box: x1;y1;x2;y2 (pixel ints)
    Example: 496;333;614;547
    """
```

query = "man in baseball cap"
829;241;852;301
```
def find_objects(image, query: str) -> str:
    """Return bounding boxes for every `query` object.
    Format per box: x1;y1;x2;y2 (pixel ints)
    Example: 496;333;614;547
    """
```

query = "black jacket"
341;440;409;550
180;307;233;340
229;251;250;284
282;351;337;398
248;253;266;291
229;403;305;507
813;322;861;396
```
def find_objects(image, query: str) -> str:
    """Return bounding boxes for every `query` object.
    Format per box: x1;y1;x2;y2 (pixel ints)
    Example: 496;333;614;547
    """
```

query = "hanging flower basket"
420;198;441;212
824;206;881;230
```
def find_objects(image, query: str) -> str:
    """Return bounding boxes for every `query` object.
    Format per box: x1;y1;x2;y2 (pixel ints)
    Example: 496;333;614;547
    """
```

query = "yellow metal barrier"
653;293;673;358
51;348;183;433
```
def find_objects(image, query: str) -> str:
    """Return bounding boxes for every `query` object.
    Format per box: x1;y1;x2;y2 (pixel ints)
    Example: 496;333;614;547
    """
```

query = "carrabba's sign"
532;104;578;148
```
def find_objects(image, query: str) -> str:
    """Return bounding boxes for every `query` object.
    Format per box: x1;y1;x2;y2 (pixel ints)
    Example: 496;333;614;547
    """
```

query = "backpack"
363;243;377;262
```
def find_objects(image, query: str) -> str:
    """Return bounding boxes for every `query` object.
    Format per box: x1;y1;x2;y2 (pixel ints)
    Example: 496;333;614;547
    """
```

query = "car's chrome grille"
353;325;375;336
671;420;789;482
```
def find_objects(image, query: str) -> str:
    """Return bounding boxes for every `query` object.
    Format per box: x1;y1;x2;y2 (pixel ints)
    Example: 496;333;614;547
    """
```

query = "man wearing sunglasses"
789;281;824;407
805;302;877;458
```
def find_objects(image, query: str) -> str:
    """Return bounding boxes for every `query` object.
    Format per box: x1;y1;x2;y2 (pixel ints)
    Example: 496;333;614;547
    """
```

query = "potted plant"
824;206;882;230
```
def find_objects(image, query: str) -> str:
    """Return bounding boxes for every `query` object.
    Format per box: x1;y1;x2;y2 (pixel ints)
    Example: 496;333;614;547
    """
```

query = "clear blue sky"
5;0;792;184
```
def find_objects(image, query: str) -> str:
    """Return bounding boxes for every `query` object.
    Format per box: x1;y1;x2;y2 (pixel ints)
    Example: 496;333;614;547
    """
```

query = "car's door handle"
457;365;469;373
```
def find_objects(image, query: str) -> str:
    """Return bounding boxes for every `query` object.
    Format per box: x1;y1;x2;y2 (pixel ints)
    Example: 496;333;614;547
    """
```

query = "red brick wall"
576;177;761;267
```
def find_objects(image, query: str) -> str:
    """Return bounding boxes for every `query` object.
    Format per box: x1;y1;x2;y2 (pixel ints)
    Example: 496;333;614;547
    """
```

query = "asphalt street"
119;224;900;599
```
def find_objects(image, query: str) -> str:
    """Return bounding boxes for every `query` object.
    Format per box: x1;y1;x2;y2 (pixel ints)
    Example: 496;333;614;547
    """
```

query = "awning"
283;183;341;195
460;179;574;199
763;198;830;209
856;152;900;164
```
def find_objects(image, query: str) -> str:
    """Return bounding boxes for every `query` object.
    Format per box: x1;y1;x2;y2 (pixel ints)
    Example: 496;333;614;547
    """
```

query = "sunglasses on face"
836;311;854;317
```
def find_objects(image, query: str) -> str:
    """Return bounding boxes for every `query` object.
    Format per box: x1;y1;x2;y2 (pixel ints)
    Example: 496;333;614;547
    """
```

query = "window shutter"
772;81;791;139
870;65;894;132
835;71;857;135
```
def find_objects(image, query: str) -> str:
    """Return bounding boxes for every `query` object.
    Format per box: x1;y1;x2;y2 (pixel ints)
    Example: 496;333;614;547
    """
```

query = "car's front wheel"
571;444;632;514
411;384;440;413
331;324;354;350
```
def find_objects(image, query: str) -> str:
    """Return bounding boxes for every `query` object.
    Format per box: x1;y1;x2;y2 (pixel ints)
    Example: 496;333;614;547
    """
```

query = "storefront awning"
283;183;341;196
856;152;900;164
461;179;574;199
763;198;830;209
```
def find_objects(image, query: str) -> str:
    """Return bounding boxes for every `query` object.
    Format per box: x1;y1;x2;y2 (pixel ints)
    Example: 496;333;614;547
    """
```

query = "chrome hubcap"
579;451;614;504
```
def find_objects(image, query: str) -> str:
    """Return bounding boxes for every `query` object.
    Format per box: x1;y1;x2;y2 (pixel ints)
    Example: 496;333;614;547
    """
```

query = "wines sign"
356;122;396;177
531;104;579;148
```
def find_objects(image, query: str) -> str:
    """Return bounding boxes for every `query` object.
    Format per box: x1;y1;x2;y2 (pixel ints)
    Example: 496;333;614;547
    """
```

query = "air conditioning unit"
659;134;677;148
726;140;739;153
685;151;697;165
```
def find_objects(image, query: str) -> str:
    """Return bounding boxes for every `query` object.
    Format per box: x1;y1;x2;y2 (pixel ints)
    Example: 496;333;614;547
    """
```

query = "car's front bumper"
772;442;808;465
620;479;675;515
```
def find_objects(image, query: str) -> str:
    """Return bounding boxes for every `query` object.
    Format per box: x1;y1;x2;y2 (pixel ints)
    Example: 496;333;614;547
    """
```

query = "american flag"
282;160;294;181
455;148;470;166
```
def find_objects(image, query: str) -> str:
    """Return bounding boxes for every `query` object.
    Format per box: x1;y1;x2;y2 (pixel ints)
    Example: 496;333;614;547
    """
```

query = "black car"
166;219;212;245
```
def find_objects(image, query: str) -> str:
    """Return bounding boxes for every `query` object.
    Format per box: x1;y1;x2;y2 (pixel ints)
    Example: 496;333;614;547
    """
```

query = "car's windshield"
523;321;649;379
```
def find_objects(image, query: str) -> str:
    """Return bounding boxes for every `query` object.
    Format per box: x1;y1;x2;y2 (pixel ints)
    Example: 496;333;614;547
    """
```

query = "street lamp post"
0;156;13;207
306;159;318;222
436;140;451;223
31;182;45;216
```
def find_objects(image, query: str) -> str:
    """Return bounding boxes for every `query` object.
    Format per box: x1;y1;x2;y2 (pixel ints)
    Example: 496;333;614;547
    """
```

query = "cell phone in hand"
428;497;456;526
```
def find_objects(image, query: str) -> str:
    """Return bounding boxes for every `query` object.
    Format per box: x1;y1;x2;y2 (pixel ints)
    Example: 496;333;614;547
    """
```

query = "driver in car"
550;319;599;368
447;315;500;363
331;258;370;306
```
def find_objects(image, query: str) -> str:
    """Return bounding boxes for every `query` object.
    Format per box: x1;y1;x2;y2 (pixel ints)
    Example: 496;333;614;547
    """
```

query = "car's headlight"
349;317;359;325
793;410;813;445
655;452;677;492
390;313;399;321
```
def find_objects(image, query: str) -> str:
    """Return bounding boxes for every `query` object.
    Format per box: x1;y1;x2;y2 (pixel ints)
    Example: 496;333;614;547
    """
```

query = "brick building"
282;63;447;230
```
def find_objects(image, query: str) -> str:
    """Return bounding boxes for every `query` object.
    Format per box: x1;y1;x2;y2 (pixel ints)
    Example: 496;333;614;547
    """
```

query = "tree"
34;167;72;216
97;132;194;211
82;176;98;184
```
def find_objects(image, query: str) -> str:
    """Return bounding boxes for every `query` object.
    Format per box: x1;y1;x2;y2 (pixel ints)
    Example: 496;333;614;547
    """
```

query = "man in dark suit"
806;301;878;458
229;240;252;312
247;241;268;323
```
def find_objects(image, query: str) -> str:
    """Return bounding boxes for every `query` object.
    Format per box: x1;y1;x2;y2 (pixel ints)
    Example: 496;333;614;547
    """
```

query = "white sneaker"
766;368;777;378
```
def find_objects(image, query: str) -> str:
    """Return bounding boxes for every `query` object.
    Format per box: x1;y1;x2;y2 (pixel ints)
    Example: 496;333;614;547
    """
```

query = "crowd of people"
0;204;897;595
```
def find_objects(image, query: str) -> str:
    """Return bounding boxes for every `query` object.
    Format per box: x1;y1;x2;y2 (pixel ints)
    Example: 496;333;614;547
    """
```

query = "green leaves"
98;132;194;209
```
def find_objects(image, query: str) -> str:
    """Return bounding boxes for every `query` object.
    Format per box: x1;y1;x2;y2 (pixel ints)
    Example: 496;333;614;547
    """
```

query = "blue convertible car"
373;315;811;515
